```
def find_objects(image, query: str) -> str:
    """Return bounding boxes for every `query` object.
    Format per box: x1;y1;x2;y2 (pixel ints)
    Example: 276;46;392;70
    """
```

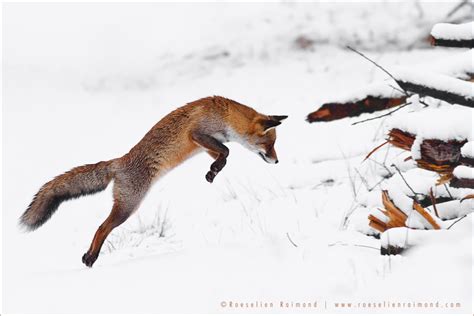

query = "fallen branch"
307;96;406;123
393;68;473;108
429;22;474;48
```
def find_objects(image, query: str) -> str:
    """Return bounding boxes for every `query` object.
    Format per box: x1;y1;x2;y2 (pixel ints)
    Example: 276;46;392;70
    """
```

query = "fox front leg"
191;132;229;183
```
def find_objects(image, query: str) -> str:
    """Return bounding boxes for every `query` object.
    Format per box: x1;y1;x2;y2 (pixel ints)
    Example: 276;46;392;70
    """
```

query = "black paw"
82;252;98;268
206;171;216;183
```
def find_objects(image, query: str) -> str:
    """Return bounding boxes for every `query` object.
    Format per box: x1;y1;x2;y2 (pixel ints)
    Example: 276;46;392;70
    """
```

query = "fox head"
245;114;288;164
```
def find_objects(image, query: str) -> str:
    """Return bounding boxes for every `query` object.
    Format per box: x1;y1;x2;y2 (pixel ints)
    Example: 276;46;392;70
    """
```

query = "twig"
443;183;454;199
352;102;411;126
391;164;423;202
368;177;388;192
388;84;406;95
354;168;371;192
340;149;357;199
286;232;298;248
363;141;388;161
419;99;431;108
328;241;379;251
446;0;468;19
368;157;394;178
346;46;409;97
429;187;439;217
383;140;391;166
447;214;467;230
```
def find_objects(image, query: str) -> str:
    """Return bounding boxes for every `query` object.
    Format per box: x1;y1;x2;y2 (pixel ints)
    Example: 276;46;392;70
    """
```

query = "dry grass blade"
364;141;388;162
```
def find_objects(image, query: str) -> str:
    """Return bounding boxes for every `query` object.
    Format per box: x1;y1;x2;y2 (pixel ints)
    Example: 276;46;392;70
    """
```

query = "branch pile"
357;21;473;254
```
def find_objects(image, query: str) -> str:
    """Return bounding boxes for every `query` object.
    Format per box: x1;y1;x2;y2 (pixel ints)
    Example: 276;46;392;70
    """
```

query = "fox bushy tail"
20;160;115;231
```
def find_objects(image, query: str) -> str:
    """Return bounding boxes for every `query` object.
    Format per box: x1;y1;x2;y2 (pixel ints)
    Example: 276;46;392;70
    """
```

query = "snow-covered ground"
2;2;472;314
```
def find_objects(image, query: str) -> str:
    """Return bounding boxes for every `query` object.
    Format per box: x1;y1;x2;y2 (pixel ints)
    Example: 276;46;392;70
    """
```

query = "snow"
323;49;474;105
392;67;474;101
431;22;474;41
453;165;474;179
387;106;473;141
3;2;473;314
381;214;471;249
436;199;474;220
461;140;474;158
326;82;403;103
428;49;474;80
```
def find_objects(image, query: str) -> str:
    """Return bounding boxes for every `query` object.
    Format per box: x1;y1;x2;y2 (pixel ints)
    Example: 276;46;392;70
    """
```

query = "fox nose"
275;159;279;164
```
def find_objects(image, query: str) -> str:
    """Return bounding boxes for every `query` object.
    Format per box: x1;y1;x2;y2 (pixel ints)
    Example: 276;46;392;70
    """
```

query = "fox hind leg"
81;201;134;267
82;176;150;267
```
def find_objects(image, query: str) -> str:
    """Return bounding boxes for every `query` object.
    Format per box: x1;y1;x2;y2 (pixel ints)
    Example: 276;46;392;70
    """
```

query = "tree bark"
396;80;473;108
306;96;406;123
429;35;474;48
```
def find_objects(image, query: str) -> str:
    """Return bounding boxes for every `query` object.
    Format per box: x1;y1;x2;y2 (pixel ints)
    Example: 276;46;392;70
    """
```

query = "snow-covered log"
392;68;474;108
450;165;474;188
306;83;405;123
429;22;474;48
460;141;474;167
387;129;467;174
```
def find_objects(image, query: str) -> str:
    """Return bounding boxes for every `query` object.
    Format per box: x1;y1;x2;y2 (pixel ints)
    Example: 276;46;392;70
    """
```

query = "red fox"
20;96;287;267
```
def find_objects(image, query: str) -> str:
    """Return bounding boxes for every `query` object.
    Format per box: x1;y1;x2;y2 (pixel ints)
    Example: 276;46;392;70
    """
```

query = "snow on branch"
451;165;474;188
428;49;474;81
429;22;474;48
392;67;474;108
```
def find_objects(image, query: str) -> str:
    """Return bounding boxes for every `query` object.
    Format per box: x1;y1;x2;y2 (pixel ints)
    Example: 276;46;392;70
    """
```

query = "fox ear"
269;115;288;122
260;119;281;132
